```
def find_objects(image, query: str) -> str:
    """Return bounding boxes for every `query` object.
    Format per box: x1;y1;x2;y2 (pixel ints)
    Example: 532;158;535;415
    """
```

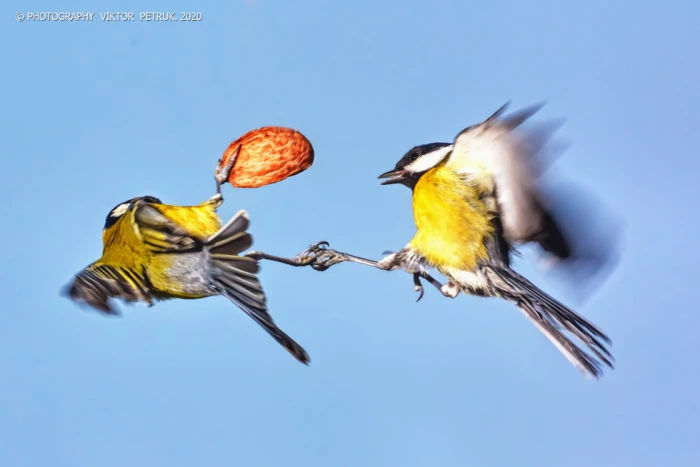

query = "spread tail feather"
205;210;310;364
482;265;613;378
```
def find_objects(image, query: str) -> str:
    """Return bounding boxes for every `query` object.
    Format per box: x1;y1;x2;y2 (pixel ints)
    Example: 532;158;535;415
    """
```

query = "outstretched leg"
246;241;448;301
209;144;242;207
245;242;368;271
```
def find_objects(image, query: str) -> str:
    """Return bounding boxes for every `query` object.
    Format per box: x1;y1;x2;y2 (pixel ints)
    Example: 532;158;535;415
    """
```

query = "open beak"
378;168;407;186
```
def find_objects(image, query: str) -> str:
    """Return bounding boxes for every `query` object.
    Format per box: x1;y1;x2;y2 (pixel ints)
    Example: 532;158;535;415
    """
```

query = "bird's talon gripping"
414;284;424;302
214;144;242;195
413;273;425;302
291;241;345;271
291;241;328;262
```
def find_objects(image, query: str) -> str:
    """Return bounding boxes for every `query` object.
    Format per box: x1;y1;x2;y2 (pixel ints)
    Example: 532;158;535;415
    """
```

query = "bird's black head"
377;143;453;189
104;195;162;230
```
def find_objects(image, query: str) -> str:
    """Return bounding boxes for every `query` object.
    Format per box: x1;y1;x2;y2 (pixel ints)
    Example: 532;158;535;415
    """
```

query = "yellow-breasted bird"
64;152;309;364
292;102;614;378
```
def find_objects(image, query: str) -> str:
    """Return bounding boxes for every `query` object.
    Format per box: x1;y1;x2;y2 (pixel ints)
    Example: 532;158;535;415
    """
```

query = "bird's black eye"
409;152;419;161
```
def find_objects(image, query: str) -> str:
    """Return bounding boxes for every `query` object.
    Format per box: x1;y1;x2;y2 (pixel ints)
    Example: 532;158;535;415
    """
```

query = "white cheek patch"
111;203;129;218
405;145;453;173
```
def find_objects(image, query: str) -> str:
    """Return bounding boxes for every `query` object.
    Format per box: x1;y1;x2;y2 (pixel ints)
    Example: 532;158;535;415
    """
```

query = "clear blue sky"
2;1;699;466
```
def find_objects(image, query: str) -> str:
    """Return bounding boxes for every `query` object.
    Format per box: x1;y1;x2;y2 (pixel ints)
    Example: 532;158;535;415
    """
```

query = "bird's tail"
482;264;613;378
204;210;310;364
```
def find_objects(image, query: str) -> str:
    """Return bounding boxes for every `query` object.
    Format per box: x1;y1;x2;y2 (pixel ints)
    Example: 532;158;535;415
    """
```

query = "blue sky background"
2;1;699;466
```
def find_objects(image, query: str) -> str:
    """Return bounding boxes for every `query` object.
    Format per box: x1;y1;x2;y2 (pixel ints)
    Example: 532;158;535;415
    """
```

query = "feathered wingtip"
59;279;120;316
485;101;512;124
502;102;547;130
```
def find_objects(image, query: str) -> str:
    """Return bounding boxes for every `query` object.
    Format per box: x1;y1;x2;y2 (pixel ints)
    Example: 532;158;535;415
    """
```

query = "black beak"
378;169;407;186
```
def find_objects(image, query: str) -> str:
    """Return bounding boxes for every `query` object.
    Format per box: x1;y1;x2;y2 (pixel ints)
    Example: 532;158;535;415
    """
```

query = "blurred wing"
65;262;152;314
444;104;621;299
131;202;202;254
445;103;564;248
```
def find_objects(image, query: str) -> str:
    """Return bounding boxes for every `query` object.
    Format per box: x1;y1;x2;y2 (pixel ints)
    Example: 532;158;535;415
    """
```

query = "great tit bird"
284;103;614;378
64;146;310;364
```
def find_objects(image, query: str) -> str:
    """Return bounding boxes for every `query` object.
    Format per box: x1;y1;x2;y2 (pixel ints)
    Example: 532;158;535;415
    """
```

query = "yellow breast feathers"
99;209;150;270
409;165;494;270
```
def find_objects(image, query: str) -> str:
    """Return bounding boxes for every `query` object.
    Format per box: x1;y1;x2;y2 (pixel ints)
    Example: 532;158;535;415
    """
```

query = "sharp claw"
382;250;394;255
292;241;328;263
413;273;424;302
415;285;424;302
289;241;340;271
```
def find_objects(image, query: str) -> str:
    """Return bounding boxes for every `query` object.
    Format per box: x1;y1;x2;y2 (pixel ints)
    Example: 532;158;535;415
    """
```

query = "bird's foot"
245;241;352;271
213;143;242;199
413;273;425;302
207;193;224;208
440;282;460;298
292;241;350;271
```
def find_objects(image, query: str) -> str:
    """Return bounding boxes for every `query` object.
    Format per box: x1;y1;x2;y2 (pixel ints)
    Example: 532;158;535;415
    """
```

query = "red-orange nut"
218;126;314;188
